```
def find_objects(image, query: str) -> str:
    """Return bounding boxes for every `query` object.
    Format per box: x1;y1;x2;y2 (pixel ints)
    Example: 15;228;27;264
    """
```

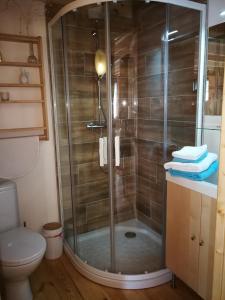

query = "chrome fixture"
86;122;106;129
168;30;178;36
87;31;107;129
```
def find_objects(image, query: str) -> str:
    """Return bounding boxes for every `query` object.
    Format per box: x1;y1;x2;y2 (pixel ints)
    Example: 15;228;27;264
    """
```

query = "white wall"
208;0;225;27
0;0;59;231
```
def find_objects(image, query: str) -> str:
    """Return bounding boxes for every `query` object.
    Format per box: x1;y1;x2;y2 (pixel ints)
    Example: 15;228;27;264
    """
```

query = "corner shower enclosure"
49;0;206;289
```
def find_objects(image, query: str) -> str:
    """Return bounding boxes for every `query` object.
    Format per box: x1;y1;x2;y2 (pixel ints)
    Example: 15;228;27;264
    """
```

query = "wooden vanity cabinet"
166;181;216;299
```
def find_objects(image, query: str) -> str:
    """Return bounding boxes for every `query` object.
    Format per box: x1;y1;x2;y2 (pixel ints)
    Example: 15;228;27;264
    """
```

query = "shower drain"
125;231;136;238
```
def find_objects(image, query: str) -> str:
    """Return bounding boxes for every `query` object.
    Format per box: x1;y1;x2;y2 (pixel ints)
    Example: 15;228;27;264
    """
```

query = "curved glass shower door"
61;5;112;271
49;0;206;281
50;4;112;271
50;19;76;251
108;1;167;274
109;1;203;274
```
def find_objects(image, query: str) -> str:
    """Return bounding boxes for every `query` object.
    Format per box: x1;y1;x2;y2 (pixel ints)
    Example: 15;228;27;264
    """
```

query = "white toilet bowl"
0;227;46;300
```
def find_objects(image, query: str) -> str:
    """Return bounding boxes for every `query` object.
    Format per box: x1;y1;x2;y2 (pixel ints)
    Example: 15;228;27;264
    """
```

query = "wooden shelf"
0;83;43;88
0;100;44;104
0;62;41;68
0;33;48;140
0;33;39;44
0;127;46;132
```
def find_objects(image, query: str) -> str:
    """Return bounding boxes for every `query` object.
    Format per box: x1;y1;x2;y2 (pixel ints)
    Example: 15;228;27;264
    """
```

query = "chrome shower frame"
48;0;207;289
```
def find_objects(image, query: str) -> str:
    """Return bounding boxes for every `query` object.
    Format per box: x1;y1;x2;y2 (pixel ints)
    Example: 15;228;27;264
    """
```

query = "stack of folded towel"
164;145;219;181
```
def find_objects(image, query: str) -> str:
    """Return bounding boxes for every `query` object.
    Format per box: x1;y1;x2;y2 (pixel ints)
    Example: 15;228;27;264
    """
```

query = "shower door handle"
99;137;108;167
99;137;104;167
115;136;120;167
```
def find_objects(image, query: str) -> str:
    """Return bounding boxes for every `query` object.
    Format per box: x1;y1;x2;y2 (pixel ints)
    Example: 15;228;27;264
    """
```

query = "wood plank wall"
212;41;225;300
136;3;199;234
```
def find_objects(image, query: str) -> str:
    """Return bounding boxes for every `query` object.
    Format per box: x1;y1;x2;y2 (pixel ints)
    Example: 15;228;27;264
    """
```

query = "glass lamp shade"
95;49;106;78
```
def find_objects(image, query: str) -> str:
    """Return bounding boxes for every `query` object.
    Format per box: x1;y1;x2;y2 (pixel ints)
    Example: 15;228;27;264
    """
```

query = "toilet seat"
0;227;46;267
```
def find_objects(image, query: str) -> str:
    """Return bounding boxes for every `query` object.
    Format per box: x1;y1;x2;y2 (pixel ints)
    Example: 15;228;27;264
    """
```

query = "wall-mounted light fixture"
95;49;106;79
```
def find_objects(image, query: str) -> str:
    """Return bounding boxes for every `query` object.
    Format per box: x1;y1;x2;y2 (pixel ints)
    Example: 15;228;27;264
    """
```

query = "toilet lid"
0;227;46;266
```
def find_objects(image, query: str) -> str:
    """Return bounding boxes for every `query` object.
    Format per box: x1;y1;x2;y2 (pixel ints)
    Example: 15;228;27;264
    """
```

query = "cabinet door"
198;195;216;300
166;182;201;292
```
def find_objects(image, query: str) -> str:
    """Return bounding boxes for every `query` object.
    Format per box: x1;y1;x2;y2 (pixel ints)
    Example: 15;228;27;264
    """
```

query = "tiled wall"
135;3;166;233
135;4;199;233
110;4;137;224
63;10;110;233
62;6;138;233
206;23;225;115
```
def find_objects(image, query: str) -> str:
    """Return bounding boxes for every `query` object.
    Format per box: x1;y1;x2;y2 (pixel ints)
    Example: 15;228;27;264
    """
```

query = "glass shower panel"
51;20;75;249
62;5;111;271
49;0;206;282
110;0;166;274
167;4;201;157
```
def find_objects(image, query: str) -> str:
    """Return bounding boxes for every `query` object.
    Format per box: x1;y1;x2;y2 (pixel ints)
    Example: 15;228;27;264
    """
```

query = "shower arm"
98;77;107;124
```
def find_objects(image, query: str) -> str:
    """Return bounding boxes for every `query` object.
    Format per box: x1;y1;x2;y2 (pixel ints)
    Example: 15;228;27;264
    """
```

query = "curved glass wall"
49;0;206;279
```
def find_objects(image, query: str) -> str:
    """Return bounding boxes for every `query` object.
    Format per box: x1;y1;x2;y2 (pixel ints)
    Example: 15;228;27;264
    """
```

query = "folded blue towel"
168;160;219;181
173;151;208;163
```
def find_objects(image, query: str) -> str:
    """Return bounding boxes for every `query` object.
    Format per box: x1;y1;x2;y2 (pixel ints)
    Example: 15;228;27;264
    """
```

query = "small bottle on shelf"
27;43;38;64
19;69;29;84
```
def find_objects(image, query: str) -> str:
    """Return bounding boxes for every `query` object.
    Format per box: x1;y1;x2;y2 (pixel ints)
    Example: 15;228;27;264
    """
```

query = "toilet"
0;179;46;300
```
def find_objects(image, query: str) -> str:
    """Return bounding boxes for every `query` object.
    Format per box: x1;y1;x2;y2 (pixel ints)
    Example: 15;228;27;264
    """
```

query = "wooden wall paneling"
212;59;225;300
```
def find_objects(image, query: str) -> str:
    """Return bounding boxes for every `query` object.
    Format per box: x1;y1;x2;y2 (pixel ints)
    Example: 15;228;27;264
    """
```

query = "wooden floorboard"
30;254;201;300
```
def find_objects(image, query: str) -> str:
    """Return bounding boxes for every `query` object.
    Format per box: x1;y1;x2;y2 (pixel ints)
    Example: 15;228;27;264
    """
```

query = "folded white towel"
164;152;218;173
172;145;207;161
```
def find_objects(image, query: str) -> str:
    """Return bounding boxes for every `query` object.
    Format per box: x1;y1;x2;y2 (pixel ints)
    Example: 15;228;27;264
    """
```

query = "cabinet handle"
199;240;204;246
191;235;196;241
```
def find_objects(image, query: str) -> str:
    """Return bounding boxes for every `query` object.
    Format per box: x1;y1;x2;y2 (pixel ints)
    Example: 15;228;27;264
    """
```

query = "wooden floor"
30;254;201;300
